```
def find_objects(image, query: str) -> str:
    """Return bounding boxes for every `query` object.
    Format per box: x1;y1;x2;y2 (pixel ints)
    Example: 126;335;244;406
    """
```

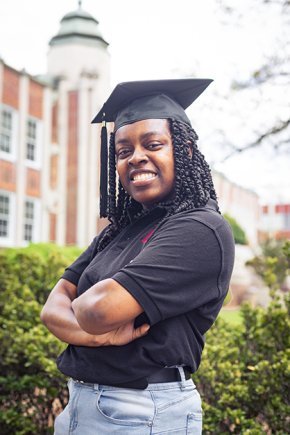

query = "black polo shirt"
57;199;235;388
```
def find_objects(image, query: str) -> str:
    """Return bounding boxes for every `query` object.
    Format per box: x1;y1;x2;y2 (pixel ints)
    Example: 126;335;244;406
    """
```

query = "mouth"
129;171;157;186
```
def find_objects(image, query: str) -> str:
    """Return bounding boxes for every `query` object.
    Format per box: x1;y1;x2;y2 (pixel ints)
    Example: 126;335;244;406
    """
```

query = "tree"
217;0;290;161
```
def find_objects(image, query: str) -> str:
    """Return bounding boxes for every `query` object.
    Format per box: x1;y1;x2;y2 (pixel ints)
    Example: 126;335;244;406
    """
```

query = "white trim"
0;61;3;103
24;116;43;170
0;103;18;162
22;196;41;244
40;86;52;243
88;87;100;242
0;190;16;247
51;142;60;155
77;81;88;247
55;81;69;245
16;73;29;245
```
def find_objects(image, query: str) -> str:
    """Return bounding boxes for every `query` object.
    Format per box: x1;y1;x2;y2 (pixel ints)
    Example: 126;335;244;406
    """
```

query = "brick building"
212;170;260;246
0;62;52;246
0;4;110;247
259;203;290;241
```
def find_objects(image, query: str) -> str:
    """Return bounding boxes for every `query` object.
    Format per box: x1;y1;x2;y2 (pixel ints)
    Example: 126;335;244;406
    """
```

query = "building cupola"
49;1;108;49
47;0;110;86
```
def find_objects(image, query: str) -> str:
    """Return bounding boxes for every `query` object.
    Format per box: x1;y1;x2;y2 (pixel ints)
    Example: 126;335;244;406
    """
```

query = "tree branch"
220;118;290;162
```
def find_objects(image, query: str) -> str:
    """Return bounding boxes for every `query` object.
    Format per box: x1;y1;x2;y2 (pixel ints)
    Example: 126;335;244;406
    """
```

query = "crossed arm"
40;278;149;347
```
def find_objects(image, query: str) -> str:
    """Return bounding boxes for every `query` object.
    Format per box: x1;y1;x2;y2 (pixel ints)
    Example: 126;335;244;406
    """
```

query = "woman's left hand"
98;321;150;346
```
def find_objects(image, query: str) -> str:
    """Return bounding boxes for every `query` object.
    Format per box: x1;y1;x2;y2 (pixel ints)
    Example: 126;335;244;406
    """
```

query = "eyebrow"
140;131;162;140
115;131;164;146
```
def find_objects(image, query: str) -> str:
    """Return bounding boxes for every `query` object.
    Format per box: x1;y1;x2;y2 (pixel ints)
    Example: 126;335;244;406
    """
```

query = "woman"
41;79;235;434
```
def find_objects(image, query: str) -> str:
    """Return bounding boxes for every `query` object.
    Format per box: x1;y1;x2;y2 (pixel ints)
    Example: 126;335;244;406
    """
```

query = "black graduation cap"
92;78;213;217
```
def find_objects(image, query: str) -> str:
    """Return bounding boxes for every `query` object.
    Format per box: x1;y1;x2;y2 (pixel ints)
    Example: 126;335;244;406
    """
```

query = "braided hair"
96;119;219;252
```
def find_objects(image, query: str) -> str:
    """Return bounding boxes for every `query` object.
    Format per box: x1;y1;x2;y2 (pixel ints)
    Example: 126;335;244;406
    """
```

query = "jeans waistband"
72;367;192;390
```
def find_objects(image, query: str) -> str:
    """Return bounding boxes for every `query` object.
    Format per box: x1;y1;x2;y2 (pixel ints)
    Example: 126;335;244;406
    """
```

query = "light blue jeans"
54;368;202;434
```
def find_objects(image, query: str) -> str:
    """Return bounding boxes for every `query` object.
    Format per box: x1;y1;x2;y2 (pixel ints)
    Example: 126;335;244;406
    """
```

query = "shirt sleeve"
112;214;225;325
61;228;106;286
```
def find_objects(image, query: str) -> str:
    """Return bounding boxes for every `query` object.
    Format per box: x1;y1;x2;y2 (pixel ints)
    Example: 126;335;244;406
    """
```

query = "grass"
219;308;242;325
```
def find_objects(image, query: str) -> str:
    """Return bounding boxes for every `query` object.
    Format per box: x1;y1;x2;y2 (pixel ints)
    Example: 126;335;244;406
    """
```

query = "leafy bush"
194;295;290;434
246;239;290;291
194;240;290;434
0;244;81;434
223;213;247;245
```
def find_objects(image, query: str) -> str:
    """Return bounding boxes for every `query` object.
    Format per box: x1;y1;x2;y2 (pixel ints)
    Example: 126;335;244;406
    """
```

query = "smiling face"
115;119;175;209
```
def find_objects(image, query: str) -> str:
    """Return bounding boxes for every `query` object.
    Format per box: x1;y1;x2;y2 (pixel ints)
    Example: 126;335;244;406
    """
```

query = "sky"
0;0;288;203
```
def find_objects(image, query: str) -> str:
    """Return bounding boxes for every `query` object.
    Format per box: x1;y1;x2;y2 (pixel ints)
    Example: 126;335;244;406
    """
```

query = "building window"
26;119;37;161
0;194;10;237
23;198;40;244
24;200;34;242
0;110;12;153
25;118;42;168
0;105;18;162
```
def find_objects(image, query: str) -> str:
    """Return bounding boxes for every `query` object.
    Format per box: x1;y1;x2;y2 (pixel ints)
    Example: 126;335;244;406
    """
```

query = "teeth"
133;173;156;181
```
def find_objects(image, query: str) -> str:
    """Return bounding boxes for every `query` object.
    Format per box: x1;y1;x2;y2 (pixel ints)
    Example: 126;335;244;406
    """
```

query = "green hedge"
0;243;289;434
194;297;290;434
223;213;247;245
194;240;290;434
0;244;81;434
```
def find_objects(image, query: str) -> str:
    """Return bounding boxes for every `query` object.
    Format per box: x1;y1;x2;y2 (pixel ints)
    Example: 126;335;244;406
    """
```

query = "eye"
116;148;131;159
146;142;162;150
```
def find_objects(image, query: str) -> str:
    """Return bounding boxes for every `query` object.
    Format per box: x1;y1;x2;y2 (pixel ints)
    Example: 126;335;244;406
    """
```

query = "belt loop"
176;366;187;390
72;379;100;391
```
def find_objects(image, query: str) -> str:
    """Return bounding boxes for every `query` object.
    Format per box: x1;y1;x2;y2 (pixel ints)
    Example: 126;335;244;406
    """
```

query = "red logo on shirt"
141;228;156;244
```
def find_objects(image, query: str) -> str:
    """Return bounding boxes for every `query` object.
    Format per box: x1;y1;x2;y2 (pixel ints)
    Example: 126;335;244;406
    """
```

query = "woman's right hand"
96;320;150;346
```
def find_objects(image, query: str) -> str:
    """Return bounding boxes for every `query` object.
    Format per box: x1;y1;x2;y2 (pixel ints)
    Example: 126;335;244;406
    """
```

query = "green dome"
49;6;108;47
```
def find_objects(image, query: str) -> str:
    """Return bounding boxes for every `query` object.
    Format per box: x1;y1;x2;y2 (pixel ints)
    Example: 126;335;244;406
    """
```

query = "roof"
49;5;108;48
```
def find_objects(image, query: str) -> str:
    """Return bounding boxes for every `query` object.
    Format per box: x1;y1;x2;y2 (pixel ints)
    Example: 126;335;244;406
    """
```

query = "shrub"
193;240;290;434
223;213;247;245
194;294;290;434
246;239;290;292
0;244;81;434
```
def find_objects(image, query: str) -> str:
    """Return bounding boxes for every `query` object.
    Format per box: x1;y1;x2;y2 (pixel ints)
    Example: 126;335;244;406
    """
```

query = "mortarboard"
92;79;213;217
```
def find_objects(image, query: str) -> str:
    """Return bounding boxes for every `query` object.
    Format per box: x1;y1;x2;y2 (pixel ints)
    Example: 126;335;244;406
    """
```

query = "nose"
128;147;148;166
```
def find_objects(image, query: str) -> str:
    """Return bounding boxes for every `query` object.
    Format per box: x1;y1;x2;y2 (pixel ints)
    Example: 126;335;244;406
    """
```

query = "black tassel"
100;118;108;217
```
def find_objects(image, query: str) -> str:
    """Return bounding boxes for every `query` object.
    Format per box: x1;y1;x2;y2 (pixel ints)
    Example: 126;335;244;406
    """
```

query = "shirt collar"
204;198;219;212
127;204;167;224
127;197;218;223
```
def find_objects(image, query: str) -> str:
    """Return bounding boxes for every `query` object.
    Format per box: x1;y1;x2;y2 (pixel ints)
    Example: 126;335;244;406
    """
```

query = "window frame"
23;197;41;244
25;117;43;169
0;104;18;162
0;191;16;246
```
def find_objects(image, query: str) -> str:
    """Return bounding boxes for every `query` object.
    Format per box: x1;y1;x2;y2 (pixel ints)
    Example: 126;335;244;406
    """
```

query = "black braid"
96;119;219;253
108;133;117;220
